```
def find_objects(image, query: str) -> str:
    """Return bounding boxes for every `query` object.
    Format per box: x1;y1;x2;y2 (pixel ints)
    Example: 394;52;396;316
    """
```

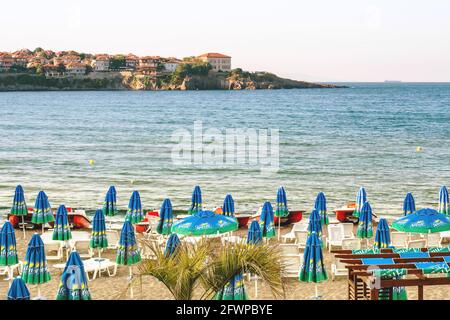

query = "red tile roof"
198;53;231;58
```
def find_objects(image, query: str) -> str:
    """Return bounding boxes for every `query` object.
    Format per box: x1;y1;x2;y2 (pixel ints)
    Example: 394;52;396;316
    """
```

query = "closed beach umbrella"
314;192;329;225
125;190;144;224
222;194;235;217
439;186;449;215
357;202;373;239
374;218;391;249
0;221;19;282
403;192;416;215
172;211;238;236
56;251;91;300
21;233;51;299
308;209;322;237
247;220;262;245
299;231;327;299
103;186;118;227
157;198;173;235
10;185;28;239
52;205;72;241
392;208;450;233
117;221;141;298
275;187;289;240
32;191;54;234
353;187;367;218
164;233;181;257
188;185;202;214
259;201;275;239
214;274;248;300
7;277;30;300
90;209;108;257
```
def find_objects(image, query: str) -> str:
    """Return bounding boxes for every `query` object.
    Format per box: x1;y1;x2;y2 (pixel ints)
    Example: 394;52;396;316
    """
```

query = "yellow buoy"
416;146;423;152
89;159;95;166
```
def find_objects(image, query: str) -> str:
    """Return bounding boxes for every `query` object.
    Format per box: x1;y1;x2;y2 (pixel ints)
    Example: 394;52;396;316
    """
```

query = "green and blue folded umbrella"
90;209;108;249
7;277;30;300
314;192;329;225
52;205;72;241
11;185;28;215
172;210;238;236
259;201;275;238
357;201;373;238
374;218;390;248
32;191;54;224
188;185;202;214
275;186;289;218
214;274;248;300
308;209;322;236
103;186;118;217
56;251;91;300
439;186;449;215
403;192;416;215
0;221;19;266
299;231;327;283
164;233;181;257
125;190;144;224
157;198;173;235
353;187;367;218
247;220;262;245
21;233;51;285
392;208;450;233
116;221;141;265
222;194;235;217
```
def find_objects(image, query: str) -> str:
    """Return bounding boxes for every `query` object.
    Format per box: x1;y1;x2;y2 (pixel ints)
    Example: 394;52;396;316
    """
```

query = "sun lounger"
342;223;355;239
0;262;23;279
45;241;64;261
391;232;408;248
407;239;427;249
69;240;94;259
280;243;300;256
294;231;308;249
426;233;442;247
83;258;118;281
281;223;307;243
106;230;119;250
281;254;302;278
331;258;348;280
341;238;361;250
327;224;345;252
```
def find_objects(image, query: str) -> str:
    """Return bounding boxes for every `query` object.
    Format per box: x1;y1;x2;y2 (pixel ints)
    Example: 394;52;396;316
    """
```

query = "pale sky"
1;0;450;82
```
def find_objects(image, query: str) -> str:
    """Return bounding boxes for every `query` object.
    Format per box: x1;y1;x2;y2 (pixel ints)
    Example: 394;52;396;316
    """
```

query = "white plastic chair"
281;223;307;243
342;223;355;239
280;243;300;256
106;230;119;250
327;224;344;252
281;255;302;278
391;232;408;248
407;239;427;249
294;231;308;249
341;238;362;250
45;242;64;261
70;240;94;259
331;258;348;280
426;233;442;247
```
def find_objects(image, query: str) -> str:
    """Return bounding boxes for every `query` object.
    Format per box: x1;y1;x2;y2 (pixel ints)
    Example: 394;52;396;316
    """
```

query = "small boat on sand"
8;207;91;230
334;202;357;223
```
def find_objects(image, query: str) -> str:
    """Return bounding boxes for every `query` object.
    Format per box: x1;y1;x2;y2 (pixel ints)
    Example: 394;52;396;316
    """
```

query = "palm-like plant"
134;238;285;300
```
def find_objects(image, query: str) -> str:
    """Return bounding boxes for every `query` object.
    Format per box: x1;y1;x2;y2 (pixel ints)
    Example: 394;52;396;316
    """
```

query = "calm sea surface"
0;83;449;216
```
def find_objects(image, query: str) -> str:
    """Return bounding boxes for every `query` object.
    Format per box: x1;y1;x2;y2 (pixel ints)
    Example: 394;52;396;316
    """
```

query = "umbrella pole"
254;277;258;298
315;284;319;299
7;266;12;286
22;216;26;239
41;224;44;235
129;266;134;299
37;284;41;299
278;217;281;241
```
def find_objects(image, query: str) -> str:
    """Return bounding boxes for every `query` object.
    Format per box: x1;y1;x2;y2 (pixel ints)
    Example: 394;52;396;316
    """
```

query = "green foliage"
170;62;212;85
109;56;126;70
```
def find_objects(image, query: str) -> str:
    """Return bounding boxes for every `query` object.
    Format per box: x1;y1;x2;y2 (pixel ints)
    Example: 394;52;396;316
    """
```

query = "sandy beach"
2;225;450;301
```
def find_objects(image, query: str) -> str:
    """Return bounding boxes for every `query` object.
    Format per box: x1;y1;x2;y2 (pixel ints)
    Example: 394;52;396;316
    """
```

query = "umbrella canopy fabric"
52;205;72;241
125;190;144;224
374;218;391;249
32;191;54;224
157;198;173;235
259;201;275;238
439;186;449;215
21;234;51;285
403;192;416;215
56;251;91;300
308;209;322;237
314;192;329;225
357;202;373;238
164;233;181;257
275;187;289;218
90;209;108;249
353;187;367;218
247;220;262;245
222;194;235;217
188;185;203;214
10;185;27;216
214;274;248;300
116;221;141;265
299;231;328;283
172;211;238;236
392;208;450;233
103;186;118;217
7;277;30;300
0;221;18;266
